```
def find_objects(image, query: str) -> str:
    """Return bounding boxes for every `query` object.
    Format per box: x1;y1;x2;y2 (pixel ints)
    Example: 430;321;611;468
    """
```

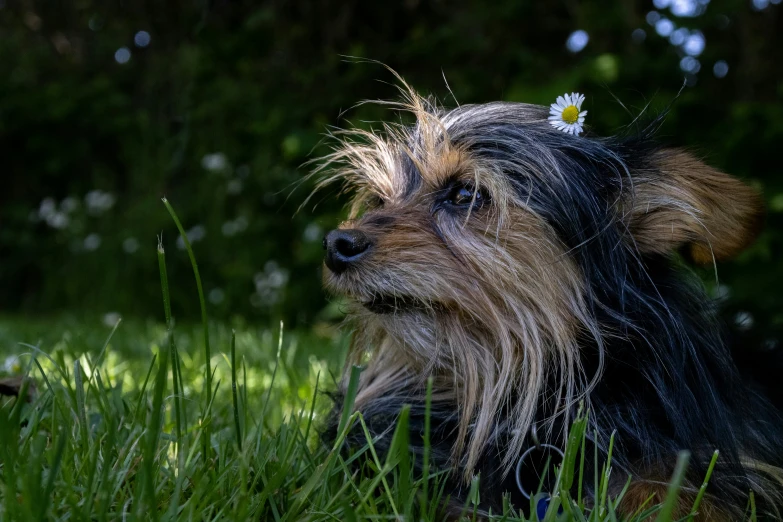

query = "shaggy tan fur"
617;479;730;521
625;149;764;265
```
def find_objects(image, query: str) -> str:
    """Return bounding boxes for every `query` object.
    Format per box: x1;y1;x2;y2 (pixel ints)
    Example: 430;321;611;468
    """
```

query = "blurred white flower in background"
669;27;688;45
3;355;22;374
680;56;701;74
201;153;228;172
655;17;674;37
644;7;715;80
134;30;151;47
209;288;225;304
83;233;101;251
176;225;206;249
753;0;769;10
60;196;79;213
227;179;243;195
251;260;289;308
123;237;140;253
85;190;115;215
221;222;238;237
114;47;131;64
103;312;121;327
565;30;589;53
631;28;647;43
36;197;70;229
47;212;69;229
683;31;705;56
303;223;322;243
33;193;114;230
713;60;729;78
221;216;248;237
38;198;56;219
653;0;710;17
735;311;754;331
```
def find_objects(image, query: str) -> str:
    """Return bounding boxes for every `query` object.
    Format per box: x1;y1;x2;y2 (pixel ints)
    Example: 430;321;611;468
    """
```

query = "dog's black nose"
323;229;372;274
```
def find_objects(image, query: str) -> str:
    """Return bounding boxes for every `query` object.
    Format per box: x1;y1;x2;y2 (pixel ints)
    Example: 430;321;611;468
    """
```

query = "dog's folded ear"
624;149;764;264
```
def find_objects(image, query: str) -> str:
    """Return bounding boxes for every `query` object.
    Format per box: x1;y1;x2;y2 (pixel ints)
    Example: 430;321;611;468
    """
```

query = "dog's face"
315;88;763;473
321;104;589;351
322;142;582;322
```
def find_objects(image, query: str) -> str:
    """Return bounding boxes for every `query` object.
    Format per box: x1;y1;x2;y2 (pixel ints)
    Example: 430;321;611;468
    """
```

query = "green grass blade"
162;197;212;456
74;360;89;443
158;239;182;444
132;353;158;423
303;371;320;445
655;450;691;522
337;365;363;436
230;329;242;451
260;321;284;425
561;407;588;491
688;450;719;520
385;404;411;513
141;350;169;521
157;236;173;325
37;427;67;520
93;315;122;372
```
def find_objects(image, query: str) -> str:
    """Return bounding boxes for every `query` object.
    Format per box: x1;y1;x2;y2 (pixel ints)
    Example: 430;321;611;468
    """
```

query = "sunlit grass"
0;321;715;520
0;316;346;433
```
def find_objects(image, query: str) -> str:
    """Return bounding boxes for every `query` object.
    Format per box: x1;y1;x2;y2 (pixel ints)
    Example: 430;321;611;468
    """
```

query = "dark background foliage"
1;0;781;339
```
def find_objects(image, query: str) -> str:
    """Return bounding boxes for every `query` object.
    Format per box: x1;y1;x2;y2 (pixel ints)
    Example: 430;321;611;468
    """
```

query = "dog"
315;78;783;520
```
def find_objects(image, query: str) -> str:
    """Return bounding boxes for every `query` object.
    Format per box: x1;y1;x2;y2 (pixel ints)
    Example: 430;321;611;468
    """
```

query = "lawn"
0;217;715;522
0;320;715;521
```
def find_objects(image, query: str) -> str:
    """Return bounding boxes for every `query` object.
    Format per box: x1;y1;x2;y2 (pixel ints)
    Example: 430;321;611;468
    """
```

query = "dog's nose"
323;229;372;274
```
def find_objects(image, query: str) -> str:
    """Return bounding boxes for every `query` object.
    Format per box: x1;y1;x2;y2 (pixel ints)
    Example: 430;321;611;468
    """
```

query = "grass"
0;201;716;521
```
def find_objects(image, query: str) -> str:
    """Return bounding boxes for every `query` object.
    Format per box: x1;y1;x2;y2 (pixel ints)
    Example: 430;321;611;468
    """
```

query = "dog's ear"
625;149;764;264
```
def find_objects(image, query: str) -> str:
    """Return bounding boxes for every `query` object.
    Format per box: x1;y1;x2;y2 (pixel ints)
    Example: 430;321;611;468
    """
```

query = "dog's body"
316;83;783;519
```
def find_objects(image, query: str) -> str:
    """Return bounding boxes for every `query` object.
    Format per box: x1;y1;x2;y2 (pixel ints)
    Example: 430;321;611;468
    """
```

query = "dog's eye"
445;184;488;208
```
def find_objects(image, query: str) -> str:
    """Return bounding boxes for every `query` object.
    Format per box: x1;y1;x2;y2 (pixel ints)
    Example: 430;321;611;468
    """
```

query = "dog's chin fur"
324;209;593;480
314;76;783;518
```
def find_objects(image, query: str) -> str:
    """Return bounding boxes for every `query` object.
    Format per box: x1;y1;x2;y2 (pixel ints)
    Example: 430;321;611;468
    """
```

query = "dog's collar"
515;442;564;519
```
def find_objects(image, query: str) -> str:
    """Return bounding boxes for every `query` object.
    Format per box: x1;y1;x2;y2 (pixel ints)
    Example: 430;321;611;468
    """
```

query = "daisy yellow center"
562;105;579;124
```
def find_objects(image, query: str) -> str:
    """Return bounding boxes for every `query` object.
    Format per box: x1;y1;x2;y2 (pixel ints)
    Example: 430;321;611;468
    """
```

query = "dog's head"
313;82;763;474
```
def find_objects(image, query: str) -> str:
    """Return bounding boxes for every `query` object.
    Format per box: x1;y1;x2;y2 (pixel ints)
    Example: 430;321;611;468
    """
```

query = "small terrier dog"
316;79;783;519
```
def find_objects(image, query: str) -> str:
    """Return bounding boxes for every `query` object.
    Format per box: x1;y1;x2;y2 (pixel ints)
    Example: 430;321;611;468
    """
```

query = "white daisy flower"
3;355;22;374
548;92;587;136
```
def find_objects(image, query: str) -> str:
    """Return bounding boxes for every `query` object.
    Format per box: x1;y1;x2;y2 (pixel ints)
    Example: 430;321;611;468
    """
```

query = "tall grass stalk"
162;197;212;457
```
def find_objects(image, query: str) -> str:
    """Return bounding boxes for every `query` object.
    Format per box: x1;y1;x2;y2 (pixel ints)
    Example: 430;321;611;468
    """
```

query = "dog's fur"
315;79;783;519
